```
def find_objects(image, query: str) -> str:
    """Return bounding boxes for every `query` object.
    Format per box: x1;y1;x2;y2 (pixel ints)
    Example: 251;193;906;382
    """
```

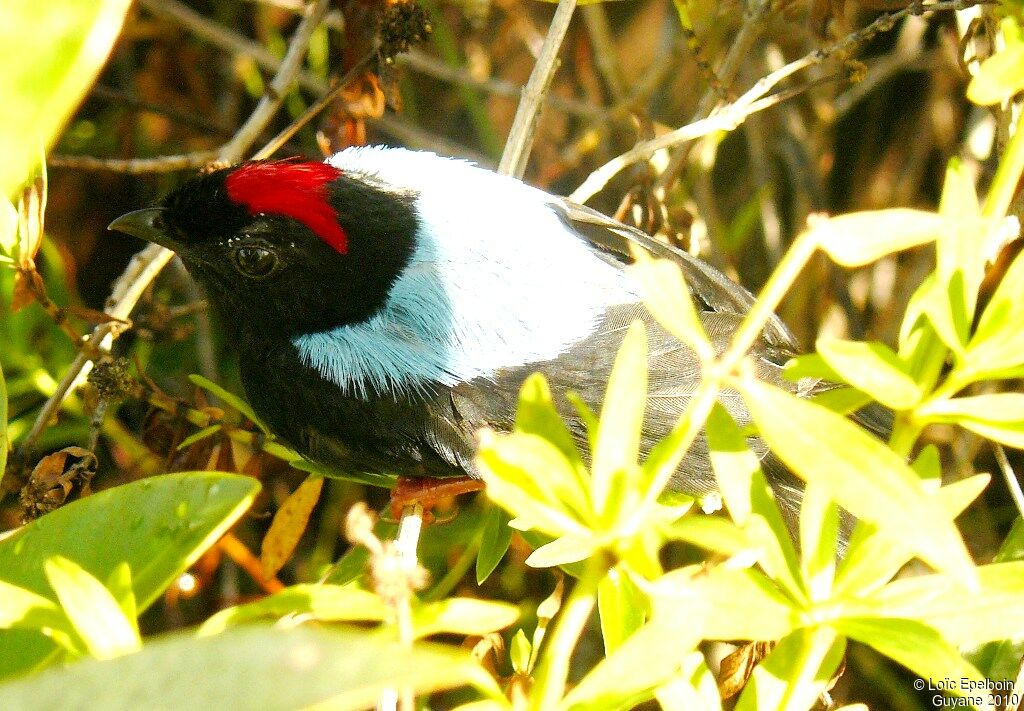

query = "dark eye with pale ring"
232;246;279;278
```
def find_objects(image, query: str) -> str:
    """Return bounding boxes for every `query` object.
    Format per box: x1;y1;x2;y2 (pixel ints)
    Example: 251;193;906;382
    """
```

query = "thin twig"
498;0;578;178
18;0;331;461
571;0;982;205
994;444;1024;519
48;152;217;174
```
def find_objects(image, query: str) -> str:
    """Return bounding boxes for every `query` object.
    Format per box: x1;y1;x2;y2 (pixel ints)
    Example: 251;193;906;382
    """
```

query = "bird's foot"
389;475;485;523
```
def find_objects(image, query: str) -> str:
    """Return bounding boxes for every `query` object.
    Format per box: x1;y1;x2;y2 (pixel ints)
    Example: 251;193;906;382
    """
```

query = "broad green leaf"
920;393;1024;448
592;321;647;515
561;613;705;711
104;563;137;625
815;209;944;266
0;472;259;679
189;374;270;434
967;42;1024;105
412;598;519;639
911;444;942;485
815;338;922;409
735;628;844;711
652;567;800;642
833;618;987;702
834;475;988;596
43;556;140;660
525;534;597;568
739;378;976;585
476;505;513;584
0;0;132;196
477;432;591;538
965;249;1024;380
864;561;1024;647
199;585;390;636
0;626;501;710
798;483;837;602
0;361;7;487
597;565;647;654
630;251;713;359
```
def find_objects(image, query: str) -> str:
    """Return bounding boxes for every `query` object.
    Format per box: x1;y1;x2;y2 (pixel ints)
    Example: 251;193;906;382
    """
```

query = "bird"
109;146;823;515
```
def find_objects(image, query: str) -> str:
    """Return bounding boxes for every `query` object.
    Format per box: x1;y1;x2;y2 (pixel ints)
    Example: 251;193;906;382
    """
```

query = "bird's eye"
232;246;279;279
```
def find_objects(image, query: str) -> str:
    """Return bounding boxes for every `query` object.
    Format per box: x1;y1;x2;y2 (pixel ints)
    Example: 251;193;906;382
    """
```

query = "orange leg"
389;475;485;521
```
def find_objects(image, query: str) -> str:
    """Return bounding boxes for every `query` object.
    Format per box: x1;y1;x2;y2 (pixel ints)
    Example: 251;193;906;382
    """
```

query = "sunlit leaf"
597;564;646;654
965;249;1024;380
630;251;713;359
652;567;800;642
189;374;271;434
0;472;259;679
834;618;987;700
561;612;705;711
0;361;7;487
0;626;501;710
477;432;591;538
476;505;513;584
412;598;519;639
655;653;723;711
967;42;1024;106
738;378;976;585
798;484;837;602
43;556;140;660
920;393;1024;448
0;0;132;196
815;209;944;266
524;534;597;568
735;628;844;711
815;338;921;410
592;321;647;515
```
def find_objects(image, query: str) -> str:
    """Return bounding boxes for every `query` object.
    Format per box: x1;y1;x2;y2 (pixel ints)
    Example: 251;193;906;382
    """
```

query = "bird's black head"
109;160;419;341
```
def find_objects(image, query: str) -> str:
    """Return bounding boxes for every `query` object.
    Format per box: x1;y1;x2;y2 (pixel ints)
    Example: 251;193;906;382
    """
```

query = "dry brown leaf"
717;640;775;699
260;474;324;577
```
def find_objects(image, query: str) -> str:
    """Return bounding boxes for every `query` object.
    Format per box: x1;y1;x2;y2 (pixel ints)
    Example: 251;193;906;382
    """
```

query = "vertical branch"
498;0;578;178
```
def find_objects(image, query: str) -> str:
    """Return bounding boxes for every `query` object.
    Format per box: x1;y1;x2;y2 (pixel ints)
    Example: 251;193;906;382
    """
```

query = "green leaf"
920;393;1024;448
597;565;646;654
0;361;7;488
510;628;532;674
965;249;1024;380
0;580;66;635
629;251;714;359
967;42;1024;105
0;472;259;679
0;626;501;710
412;598;519;639
705;404;754;524
189;374;270;434
516;374;584;463
477;432;591;538
815;338;922;409
592;321;647;515
664;515;752;556
43;556;140;660
833;618;986;698
652;567;800;642
735;628;844;711
199;585;390;636
738;378;977;585
654;653;723;711
525;534;598;568
0;0;132;196
561;613;705;711
815;209;944;267
864;561;1024;647
798;483;837;602
476;505;513;584
176;424;223;451
0;195;16;255
834;475;988;596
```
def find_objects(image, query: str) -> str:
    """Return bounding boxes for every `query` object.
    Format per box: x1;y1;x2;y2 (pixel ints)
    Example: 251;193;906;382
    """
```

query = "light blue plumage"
293;146;640;399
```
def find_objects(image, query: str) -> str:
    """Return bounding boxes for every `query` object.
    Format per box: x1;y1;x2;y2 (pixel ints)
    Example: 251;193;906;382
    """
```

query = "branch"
497;0;578;178
570;0;985;205
18;0;332;460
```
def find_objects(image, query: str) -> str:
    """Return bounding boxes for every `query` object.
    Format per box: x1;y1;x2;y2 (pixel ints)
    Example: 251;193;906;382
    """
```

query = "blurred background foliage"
1;0;1023;708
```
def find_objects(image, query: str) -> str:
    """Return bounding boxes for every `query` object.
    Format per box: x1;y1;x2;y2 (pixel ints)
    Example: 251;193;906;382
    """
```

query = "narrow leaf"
597;565;646;654
189;374;271;434
815;338;922;409
816;209;944;267
629;251;714;359
476;505;513;584
260;474;324;577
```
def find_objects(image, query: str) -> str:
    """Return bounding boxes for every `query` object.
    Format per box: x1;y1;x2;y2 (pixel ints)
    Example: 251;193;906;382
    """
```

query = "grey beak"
108;207;177;250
